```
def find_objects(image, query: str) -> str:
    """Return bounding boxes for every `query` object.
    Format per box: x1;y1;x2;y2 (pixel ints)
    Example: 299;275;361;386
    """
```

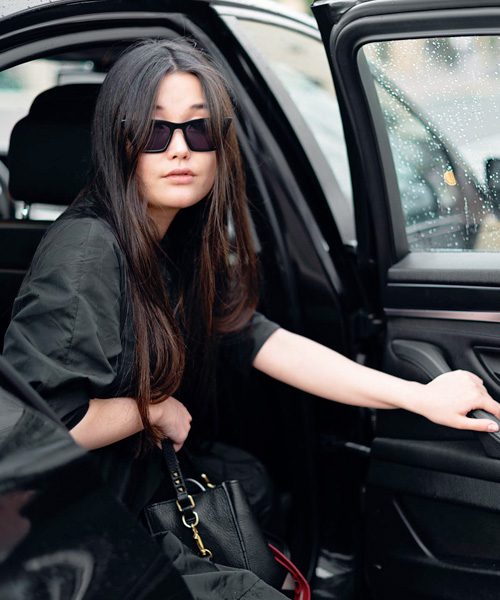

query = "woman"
3;38;500;596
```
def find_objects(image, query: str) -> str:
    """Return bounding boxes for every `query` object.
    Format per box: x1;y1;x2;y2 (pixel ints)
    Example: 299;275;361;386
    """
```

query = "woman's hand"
410;371;500;432
150;396;192;451
70;395;192;451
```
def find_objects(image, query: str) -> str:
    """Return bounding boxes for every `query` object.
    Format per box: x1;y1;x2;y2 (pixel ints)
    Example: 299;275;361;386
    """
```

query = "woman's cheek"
204;154;217;195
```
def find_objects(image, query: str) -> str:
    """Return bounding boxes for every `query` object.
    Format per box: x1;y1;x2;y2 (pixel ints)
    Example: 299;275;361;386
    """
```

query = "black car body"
2;1;500;598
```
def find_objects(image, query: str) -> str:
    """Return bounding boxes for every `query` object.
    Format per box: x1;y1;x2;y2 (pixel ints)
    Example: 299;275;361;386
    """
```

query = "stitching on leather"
222;482;250;570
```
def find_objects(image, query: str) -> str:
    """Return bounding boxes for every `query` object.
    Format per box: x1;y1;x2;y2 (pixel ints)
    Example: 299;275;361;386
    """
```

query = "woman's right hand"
150;396;192;451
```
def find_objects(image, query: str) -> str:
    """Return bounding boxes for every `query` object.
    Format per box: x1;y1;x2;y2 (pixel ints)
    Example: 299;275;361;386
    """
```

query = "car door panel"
371;314;500;597
313;1;500;597
366;477;500;600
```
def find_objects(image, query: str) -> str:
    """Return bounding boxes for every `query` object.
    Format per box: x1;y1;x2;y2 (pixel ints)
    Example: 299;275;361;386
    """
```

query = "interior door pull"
473;347;500;385
391;340;451;380
391;339;500;459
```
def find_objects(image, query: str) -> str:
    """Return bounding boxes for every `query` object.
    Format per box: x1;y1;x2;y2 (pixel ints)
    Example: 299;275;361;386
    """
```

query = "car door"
312;1;500;598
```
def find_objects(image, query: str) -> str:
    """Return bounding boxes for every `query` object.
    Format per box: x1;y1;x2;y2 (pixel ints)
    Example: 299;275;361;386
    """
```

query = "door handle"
391;339;500;459
473;347;500;385
391;340;450;380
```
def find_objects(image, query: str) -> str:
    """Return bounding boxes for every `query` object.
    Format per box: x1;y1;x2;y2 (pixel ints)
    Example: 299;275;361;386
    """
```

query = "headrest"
8;84;101;206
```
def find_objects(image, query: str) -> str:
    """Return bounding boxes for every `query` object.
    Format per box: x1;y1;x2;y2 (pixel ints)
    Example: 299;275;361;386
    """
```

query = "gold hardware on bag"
201;473;216;489
176;495;213;559
191;523;213;559
176;495;195;511
181;510;199;528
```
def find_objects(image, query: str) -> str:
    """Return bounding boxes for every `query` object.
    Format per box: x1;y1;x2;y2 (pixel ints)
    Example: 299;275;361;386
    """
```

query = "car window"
0;59;101;221
374;80;470;250
235;18;355;243
361;36;500;251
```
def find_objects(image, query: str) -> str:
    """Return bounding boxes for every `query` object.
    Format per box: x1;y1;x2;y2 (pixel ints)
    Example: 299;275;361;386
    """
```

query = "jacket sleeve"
3;218;126;428
219;311;280;374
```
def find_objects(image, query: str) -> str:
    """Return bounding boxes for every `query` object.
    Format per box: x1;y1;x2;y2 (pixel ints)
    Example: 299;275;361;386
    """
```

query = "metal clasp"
176;495;195;513
191;523;213;560
176;495;213;560
201;473;216;489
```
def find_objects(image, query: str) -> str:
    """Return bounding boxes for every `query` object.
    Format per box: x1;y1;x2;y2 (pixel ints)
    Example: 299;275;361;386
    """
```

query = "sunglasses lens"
185;120;214;151
144;121;172;152
142;119;225;152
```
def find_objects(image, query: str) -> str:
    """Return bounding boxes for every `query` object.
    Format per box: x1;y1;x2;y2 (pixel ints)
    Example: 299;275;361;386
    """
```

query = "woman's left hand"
413;370;500;432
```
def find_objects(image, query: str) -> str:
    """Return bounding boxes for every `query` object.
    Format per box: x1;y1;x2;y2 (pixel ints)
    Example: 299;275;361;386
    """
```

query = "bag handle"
161;439;213;559
161;440;195;518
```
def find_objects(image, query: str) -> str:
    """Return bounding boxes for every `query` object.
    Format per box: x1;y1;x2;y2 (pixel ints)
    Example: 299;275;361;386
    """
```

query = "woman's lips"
164;169;194;184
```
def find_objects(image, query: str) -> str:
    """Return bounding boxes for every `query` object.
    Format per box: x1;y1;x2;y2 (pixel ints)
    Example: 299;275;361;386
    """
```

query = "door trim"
385;309;500;323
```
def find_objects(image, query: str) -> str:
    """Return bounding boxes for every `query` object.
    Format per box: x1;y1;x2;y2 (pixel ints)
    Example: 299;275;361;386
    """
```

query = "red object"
269;544;311;600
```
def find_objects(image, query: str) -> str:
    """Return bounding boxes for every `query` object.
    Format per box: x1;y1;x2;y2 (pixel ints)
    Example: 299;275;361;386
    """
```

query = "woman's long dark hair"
84;39;259;452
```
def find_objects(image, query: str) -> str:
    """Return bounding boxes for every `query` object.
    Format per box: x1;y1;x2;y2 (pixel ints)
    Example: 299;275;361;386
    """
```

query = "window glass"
362;37;500;251
237;19;354;241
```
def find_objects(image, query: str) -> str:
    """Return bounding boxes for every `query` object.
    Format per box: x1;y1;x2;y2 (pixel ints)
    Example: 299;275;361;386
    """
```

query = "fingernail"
488;422;499;432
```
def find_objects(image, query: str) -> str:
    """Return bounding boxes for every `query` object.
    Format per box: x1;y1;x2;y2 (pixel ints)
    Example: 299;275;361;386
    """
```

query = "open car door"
312;1;500;598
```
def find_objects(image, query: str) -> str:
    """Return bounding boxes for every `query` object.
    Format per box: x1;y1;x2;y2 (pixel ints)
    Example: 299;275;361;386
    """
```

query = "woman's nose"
166;128;190;159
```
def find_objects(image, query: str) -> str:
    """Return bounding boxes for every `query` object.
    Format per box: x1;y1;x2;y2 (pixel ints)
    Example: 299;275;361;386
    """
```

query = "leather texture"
162;439;196;519
9;84;99;206
144;480;284;588
144;442;285;589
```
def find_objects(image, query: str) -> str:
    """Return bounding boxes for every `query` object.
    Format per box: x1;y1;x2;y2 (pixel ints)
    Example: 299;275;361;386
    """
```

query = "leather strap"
161;440;197;525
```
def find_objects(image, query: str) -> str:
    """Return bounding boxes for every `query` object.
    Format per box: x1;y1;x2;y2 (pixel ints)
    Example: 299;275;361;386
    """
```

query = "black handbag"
143;440;286;589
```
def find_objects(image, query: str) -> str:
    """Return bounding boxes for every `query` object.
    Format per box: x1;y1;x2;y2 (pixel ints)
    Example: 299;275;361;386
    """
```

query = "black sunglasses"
143;117;232;153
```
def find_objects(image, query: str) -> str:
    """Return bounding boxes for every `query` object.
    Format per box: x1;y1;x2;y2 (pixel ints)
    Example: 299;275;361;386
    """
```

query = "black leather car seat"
0;83;100;349
9;83;100;209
